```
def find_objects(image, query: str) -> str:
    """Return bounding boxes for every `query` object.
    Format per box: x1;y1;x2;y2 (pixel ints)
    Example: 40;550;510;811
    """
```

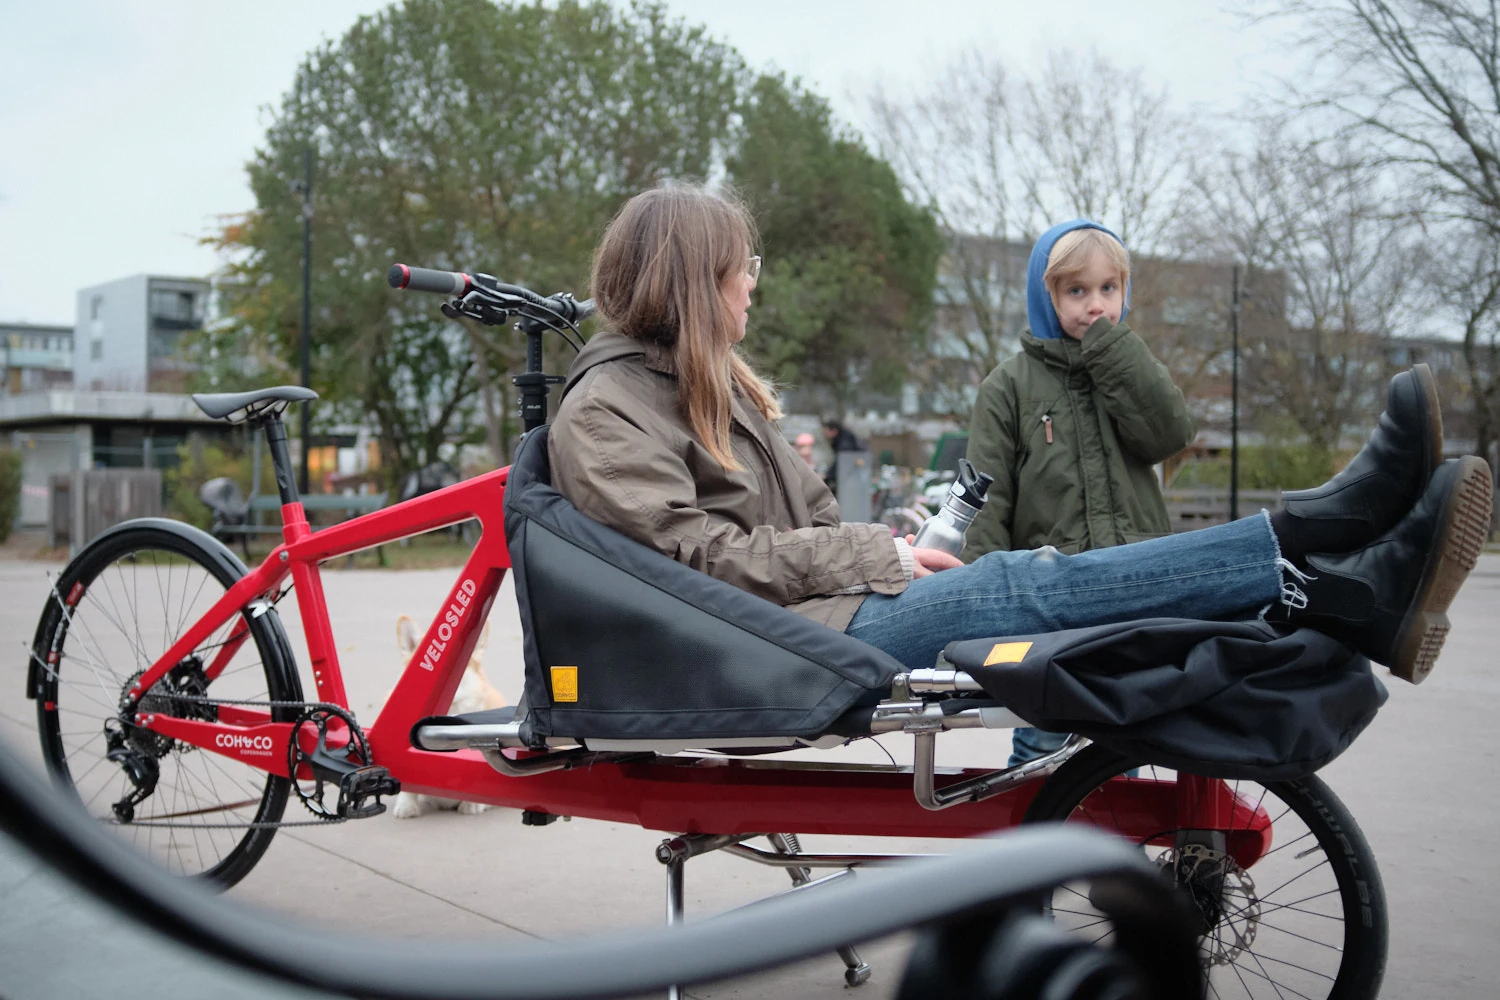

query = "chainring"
286;703;373;820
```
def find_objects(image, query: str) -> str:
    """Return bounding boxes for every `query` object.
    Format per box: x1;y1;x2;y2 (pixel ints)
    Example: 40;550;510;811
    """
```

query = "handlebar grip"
388;264;471;296
552;297;595;324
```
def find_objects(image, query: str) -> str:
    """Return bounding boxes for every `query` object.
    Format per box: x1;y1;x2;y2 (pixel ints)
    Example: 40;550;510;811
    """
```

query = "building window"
149;289;201;327
90;295;103;320
91;338;103;361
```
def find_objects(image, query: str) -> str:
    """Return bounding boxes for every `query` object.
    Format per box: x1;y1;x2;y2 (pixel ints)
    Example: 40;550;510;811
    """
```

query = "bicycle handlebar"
387;264;472;296
388;262;594;327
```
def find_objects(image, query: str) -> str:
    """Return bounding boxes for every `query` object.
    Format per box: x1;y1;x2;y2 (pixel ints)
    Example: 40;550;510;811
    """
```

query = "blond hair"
1044;228;1130;299
590;185;781;470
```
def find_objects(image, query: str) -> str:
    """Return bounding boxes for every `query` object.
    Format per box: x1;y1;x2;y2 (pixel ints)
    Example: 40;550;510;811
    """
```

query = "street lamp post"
298;148;313;495
1230;265;1241;523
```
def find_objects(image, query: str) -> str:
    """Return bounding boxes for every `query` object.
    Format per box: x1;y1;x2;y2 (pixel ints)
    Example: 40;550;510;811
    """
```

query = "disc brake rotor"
1161;842;1261;966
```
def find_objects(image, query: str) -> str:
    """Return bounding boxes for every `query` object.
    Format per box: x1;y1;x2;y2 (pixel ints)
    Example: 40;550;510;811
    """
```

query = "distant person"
822;419;863;492
822;419;862;453
793;432;817;466
963;220;1197;768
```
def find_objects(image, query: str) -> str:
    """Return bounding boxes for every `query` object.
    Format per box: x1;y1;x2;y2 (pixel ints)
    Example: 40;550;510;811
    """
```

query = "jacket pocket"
1020;398;1068;456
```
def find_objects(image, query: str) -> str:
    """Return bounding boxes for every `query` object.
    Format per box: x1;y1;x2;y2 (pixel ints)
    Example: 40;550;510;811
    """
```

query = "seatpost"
261;415;301;506
260;413;311;542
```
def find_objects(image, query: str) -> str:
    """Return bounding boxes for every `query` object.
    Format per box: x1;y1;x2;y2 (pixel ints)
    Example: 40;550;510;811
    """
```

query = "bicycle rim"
34;529;299;885
1026;746;1387;1000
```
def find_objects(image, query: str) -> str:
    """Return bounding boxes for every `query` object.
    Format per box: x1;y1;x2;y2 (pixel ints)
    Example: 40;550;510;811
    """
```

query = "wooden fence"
49;469;163;551
1164;488;1283;532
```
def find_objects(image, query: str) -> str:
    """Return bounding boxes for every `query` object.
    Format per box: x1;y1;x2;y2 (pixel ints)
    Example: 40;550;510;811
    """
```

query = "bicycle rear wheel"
32;523;302;887
1024;743;1387;1000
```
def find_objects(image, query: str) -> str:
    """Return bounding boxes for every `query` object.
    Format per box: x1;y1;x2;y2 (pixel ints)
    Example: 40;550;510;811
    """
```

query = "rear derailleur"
105;659;220;824
103;721;159;824
287;703;400;821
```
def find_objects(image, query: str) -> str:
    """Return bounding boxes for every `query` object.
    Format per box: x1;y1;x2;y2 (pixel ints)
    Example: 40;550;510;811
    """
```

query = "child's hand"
905;535;964;578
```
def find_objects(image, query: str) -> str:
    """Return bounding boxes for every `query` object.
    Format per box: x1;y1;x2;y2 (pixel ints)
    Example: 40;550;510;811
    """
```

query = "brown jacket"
548;331;908;631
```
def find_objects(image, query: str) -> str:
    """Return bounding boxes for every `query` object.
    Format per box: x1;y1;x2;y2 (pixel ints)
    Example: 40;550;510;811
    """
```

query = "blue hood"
1026;219;1131;340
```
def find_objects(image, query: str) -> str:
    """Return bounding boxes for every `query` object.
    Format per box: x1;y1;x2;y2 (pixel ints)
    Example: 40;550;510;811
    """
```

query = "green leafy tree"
729;75;943;406
214;0;744;479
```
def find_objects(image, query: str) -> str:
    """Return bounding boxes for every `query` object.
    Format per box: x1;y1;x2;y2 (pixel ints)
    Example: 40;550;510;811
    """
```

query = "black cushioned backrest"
503;426;900;742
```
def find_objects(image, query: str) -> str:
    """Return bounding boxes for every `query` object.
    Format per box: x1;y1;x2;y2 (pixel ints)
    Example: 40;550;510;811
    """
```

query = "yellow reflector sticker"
983;641;1033;666
551;666;579;702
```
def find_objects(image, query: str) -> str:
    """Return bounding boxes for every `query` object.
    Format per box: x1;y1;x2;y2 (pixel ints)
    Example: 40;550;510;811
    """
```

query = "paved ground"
1;551;1497;998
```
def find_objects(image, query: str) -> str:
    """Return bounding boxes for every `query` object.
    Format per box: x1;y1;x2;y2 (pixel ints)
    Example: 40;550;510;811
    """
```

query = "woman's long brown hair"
590;184;781;470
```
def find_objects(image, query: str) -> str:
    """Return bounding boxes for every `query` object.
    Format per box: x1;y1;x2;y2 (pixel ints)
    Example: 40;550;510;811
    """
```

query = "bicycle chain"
111;693;369;830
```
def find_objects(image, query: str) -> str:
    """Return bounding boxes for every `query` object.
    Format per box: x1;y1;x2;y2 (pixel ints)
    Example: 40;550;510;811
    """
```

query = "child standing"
963;220;1197;766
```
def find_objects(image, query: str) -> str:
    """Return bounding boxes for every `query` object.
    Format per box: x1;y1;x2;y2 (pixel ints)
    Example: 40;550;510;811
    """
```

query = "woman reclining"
548;184;1491;685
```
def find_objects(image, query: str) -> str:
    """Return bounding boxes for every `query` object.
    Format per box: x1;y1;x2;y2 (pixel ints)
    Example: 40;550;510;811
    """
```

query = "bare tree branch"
1188;121;1425;450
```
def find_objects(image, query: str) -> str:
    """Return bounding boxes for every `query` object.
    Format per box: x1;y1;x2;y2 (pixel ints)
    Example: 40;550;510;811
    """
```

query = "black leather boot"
1291;456;1492;683
1276;365;1443;557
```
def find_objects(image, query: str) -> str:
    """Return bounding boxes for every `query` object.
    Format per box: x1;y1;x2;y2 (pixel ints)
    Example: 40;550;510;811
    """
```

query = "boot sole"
1411;363;1444;474
1390;455;1492;683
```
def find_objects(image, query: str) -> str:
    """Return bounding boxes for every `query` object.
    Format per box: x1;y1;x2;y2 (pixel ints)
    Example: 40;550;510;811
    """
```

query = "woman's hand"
905;535;964;578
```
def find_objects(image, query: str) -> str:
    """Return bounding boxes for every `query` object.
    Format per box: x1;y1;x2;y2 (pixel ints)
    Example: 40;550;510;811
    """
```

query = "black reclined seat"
501;426;906;746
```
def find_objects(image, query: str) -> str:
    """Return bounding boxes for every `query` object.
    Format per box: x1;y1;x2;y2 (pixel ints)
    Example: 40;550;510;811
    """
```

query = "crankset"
286;704;400;820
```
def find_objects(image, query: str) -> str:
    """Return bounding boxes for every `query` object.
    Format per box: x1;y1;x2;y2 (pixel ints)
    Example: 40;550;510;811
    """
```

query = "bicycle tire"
32;522;303;887
1024;743;1387;1000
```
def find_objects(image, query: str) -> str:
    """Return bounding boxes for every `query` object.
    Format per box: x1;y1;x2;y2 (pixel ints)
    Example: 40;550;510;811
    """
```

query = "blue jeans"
846;513;1284;672
1009;727;1072;768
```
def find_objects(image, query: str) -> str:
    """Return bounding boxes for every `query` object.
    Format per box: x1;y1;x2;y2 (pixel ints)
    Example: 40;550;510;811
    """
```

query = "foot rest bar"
913;733;1088;811
724;844;943;869
413;722;572;752
905;668;984;693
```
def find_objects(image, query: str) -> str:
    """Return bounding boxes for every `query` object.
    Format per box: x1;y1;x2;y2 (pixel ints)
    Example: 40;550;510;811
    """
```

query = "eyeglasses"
746;255;762;282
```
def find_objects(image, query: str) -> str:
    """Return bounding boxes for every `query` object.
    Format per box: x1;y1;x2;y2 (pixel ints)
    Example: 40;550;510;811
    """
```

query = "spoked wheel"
31;525;302;887
1024;744;1387;1000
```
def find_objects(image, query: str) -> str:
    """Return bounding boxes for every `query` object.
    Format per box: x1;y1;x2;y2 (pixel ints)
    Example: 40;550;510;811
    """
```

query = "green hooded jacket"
962;318;1197;560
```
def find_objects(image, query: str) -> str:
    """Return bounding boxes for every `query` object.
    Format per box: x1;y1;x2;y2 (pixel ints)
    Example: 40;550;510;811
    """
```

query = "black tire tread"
1024;743;1388;1000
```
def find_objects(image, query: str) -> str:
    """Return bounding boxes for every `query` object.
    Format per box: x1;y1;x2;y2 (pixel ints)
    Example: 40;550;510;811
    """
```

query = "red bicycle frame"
119;454;1270;854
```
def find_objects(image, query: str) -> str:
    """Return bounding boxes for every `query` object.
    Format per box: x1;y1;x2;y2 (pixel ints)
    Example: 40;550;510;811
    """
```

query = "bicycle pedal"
337;765;401;819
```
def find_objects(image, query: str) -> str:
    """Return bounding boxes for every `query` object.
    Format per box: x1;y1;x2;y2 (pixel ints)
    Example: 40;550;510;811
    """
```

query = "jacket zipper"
1041;414;1053;444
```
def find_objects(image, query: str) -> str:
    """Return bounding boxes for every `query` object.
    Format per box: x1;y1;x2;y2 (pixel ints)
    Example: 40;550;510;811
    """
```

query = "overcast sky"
0;1;1297;327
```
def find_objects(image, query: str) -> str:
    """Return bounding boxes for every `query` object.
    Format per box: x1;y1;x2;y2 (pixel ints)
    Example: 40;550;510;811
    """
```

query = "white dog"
389;614;505;819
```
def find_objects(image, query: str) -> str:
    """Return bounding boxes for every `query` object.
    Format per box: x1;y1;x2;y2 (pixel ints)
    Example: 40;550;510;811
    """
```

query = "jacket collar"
561;331;671;398
1021;328;1082;372
561;330;761;435
639;339;758;437
641;338;678;377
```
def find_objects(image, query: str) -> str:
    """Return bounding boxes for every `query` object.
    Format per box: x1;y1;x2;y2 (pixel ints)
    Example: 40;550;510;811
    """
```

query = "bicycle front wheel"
1024;743;1388;1000
32;524;303;887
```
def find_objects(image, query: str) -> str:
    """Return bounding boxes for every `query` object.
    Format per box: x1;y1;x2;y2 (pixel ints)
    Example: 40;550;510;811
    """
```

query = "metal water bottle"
910;459;994;557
